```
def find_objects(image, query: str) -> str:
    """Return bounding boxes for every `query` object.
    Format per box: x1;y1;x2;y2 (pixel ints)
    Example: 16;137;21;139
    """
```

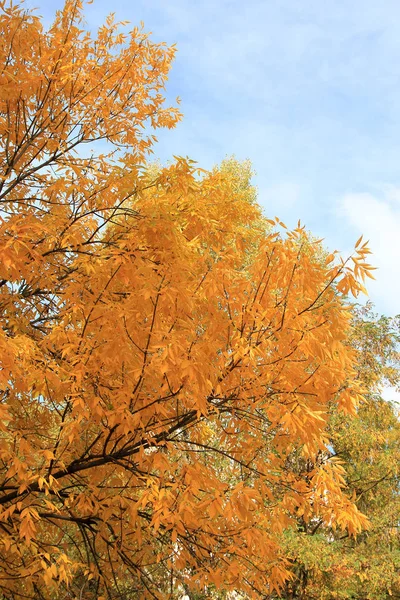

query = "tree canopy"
0;2;392;599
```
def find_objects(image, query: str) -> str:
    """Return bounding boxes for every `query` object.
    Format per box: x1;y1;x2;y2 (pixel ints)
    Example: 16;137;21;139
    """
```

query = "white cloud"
339;190;400;316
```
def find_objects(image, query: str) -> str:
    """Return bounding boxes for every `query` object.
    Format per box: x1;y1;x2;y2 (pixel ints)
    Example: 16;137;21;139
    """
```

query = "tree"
279;304;400;599
0;2;373;598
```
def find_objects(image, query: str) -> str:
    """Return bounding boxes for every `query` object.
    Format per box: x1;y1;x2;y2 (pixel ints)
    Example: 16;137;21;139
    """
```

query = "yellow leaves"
304;456;370;538
0;1;182;217
19;507;39;544
0;402;10;431
323;237;374;300
40;553;73;588
0;3;376;597
228;483;261;523
207;496;224;518
42;449;55;462
152;451;170;475
266;216;288;229
41;562;58;588
355;234;364;248
319;457;346;488
337;386;363;415
325;252;336;265
270;564;294;594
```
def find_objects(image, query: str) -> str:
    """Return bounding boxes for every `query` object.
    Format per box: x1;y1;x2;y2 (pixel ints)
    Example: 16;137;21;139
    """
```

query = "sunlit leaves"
0;1;376;599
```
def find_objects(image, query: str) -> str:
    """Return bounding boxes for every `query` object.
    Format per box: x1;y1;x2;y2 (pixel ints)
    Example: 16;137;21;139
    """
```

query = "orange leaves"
0;155;373;597
228;482;261;523
326;237;375;298
305;457;370;537
19;507;39;544
40;553;74;589
0;2;376;598
351;238;376;282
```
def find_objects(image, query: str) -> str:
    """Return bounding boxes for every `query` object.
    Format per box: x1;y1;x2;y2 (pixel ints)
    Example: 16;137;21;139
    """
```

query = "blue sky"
28;0;400;320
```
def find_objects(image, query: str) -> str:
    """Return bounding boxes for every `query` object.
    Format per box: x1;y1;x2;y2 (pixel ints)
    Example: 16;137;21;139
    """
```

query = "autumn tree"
0;1;374;598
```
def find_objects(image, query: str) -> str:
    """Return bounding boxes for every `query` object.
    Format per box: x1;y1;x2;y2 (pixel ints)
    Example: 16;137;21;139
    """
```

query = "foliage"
280;304;400;599
0;1;376;598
